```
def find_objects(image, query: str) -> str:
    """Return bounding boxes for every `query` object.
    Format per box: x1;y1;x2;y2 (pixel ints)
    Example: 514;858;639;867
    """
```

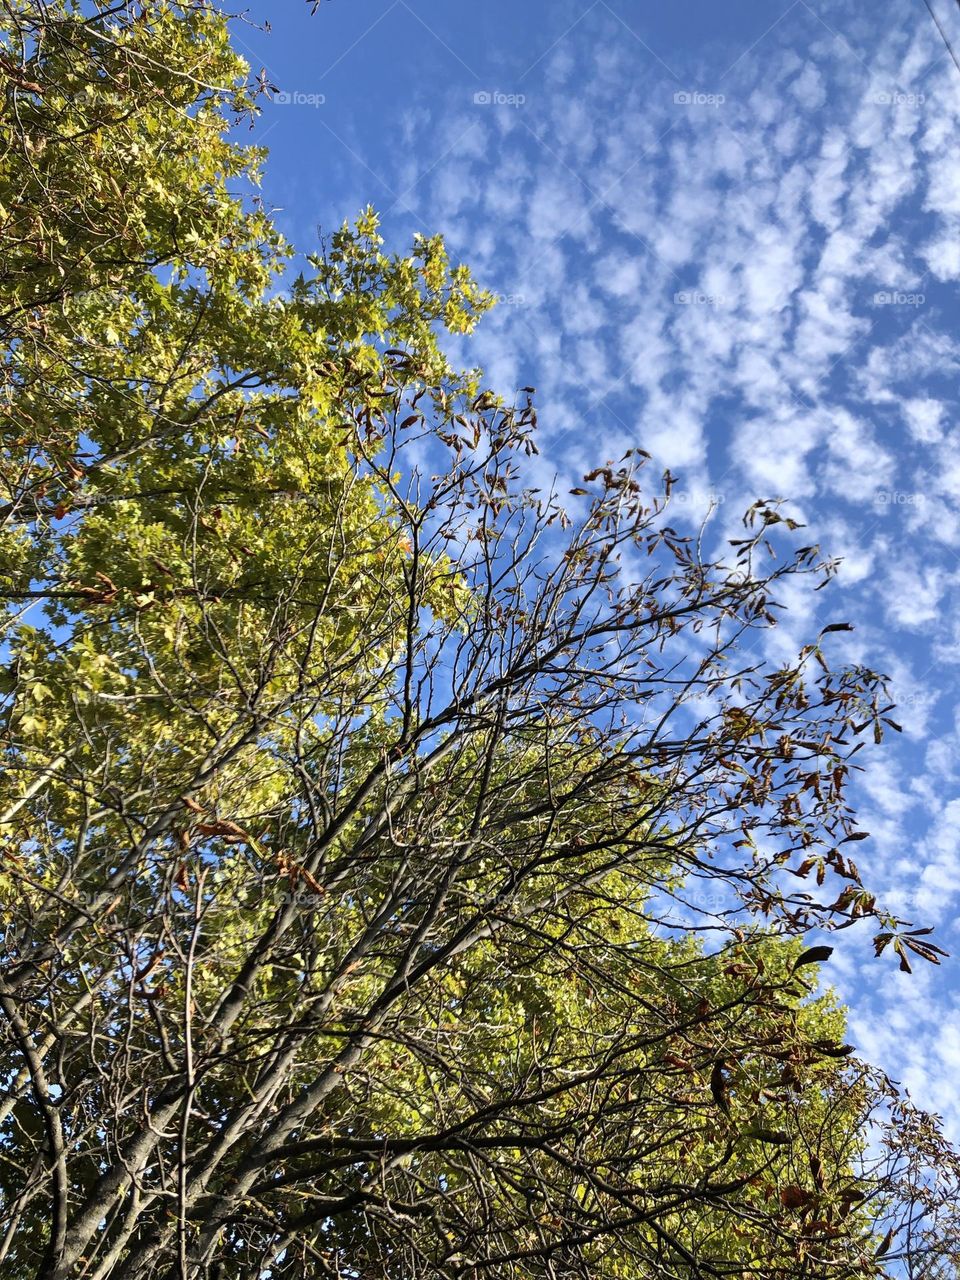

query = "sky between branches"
230;0;960;1138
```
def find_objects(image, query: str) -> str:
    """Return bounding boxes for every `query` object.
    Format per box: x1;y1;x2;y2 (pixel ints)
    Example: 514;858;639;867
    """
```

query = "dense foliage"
1;4;958;1279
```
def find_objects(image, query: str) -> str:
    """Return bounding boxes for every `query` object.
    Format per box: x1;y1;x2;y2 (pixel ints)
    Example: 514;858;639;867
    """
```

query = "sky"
232;0;960;1138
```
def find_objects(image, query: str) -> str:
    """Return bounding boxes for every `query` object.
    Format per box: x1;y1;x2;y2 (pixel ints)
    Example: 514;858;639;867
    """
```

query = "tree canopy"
1;4;958;1279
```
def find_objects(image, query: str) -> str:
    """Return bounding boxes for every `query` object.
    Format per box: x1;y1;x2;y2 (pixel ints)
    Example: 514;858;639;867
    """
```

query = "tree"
1;4;957;1279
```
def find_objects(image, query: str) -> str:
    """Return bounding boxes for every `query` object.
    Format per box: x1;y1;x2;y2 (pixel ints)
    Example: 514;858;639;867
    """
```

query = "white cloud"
377;0;960;1136
923;224;960;280
903;396;945;442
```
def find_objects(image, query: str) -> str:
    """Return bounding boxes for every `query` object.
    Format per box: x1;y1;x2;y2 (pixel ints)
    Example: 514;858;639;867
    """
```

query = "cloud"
903;396;945;442
371;0;960;1137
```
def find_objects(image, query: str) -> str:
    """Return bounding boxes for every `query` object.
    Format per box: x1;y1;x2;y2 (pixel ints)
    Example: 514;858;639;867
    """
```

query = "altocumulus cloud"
374;0;960;1137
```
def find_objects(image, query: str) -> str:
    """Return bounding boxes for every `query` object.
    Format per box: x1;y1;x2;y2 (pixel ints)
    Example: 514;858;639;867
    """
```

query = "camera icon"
474;91;491;105
674;91;691;105
274;90;292;105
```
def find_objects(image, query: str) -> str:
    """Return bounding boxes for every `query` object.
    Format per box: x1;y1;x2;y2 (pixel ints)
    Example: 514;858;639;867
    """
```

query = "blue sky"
233;0;960;1136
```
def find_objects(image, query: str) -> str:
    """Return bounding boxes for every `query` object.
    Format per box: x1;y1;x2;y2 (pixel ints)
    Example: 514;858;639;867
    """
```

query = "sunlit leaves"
1;4;958;1280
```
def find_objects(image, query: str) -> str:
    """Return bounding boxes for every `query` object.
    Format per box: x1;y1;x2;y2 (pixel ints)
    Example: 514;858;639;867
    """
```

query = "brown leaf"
710;1060;729;1113
876;1227;894;1258
194;819;252;843
780;1185;813;1209
663;1053;695;1074
793;945;833;970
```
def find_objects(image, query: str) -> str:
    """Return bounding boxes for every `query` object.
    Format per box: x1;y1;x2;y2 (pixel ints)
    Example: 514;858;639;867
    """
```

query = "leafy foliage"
0;4;957;1280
